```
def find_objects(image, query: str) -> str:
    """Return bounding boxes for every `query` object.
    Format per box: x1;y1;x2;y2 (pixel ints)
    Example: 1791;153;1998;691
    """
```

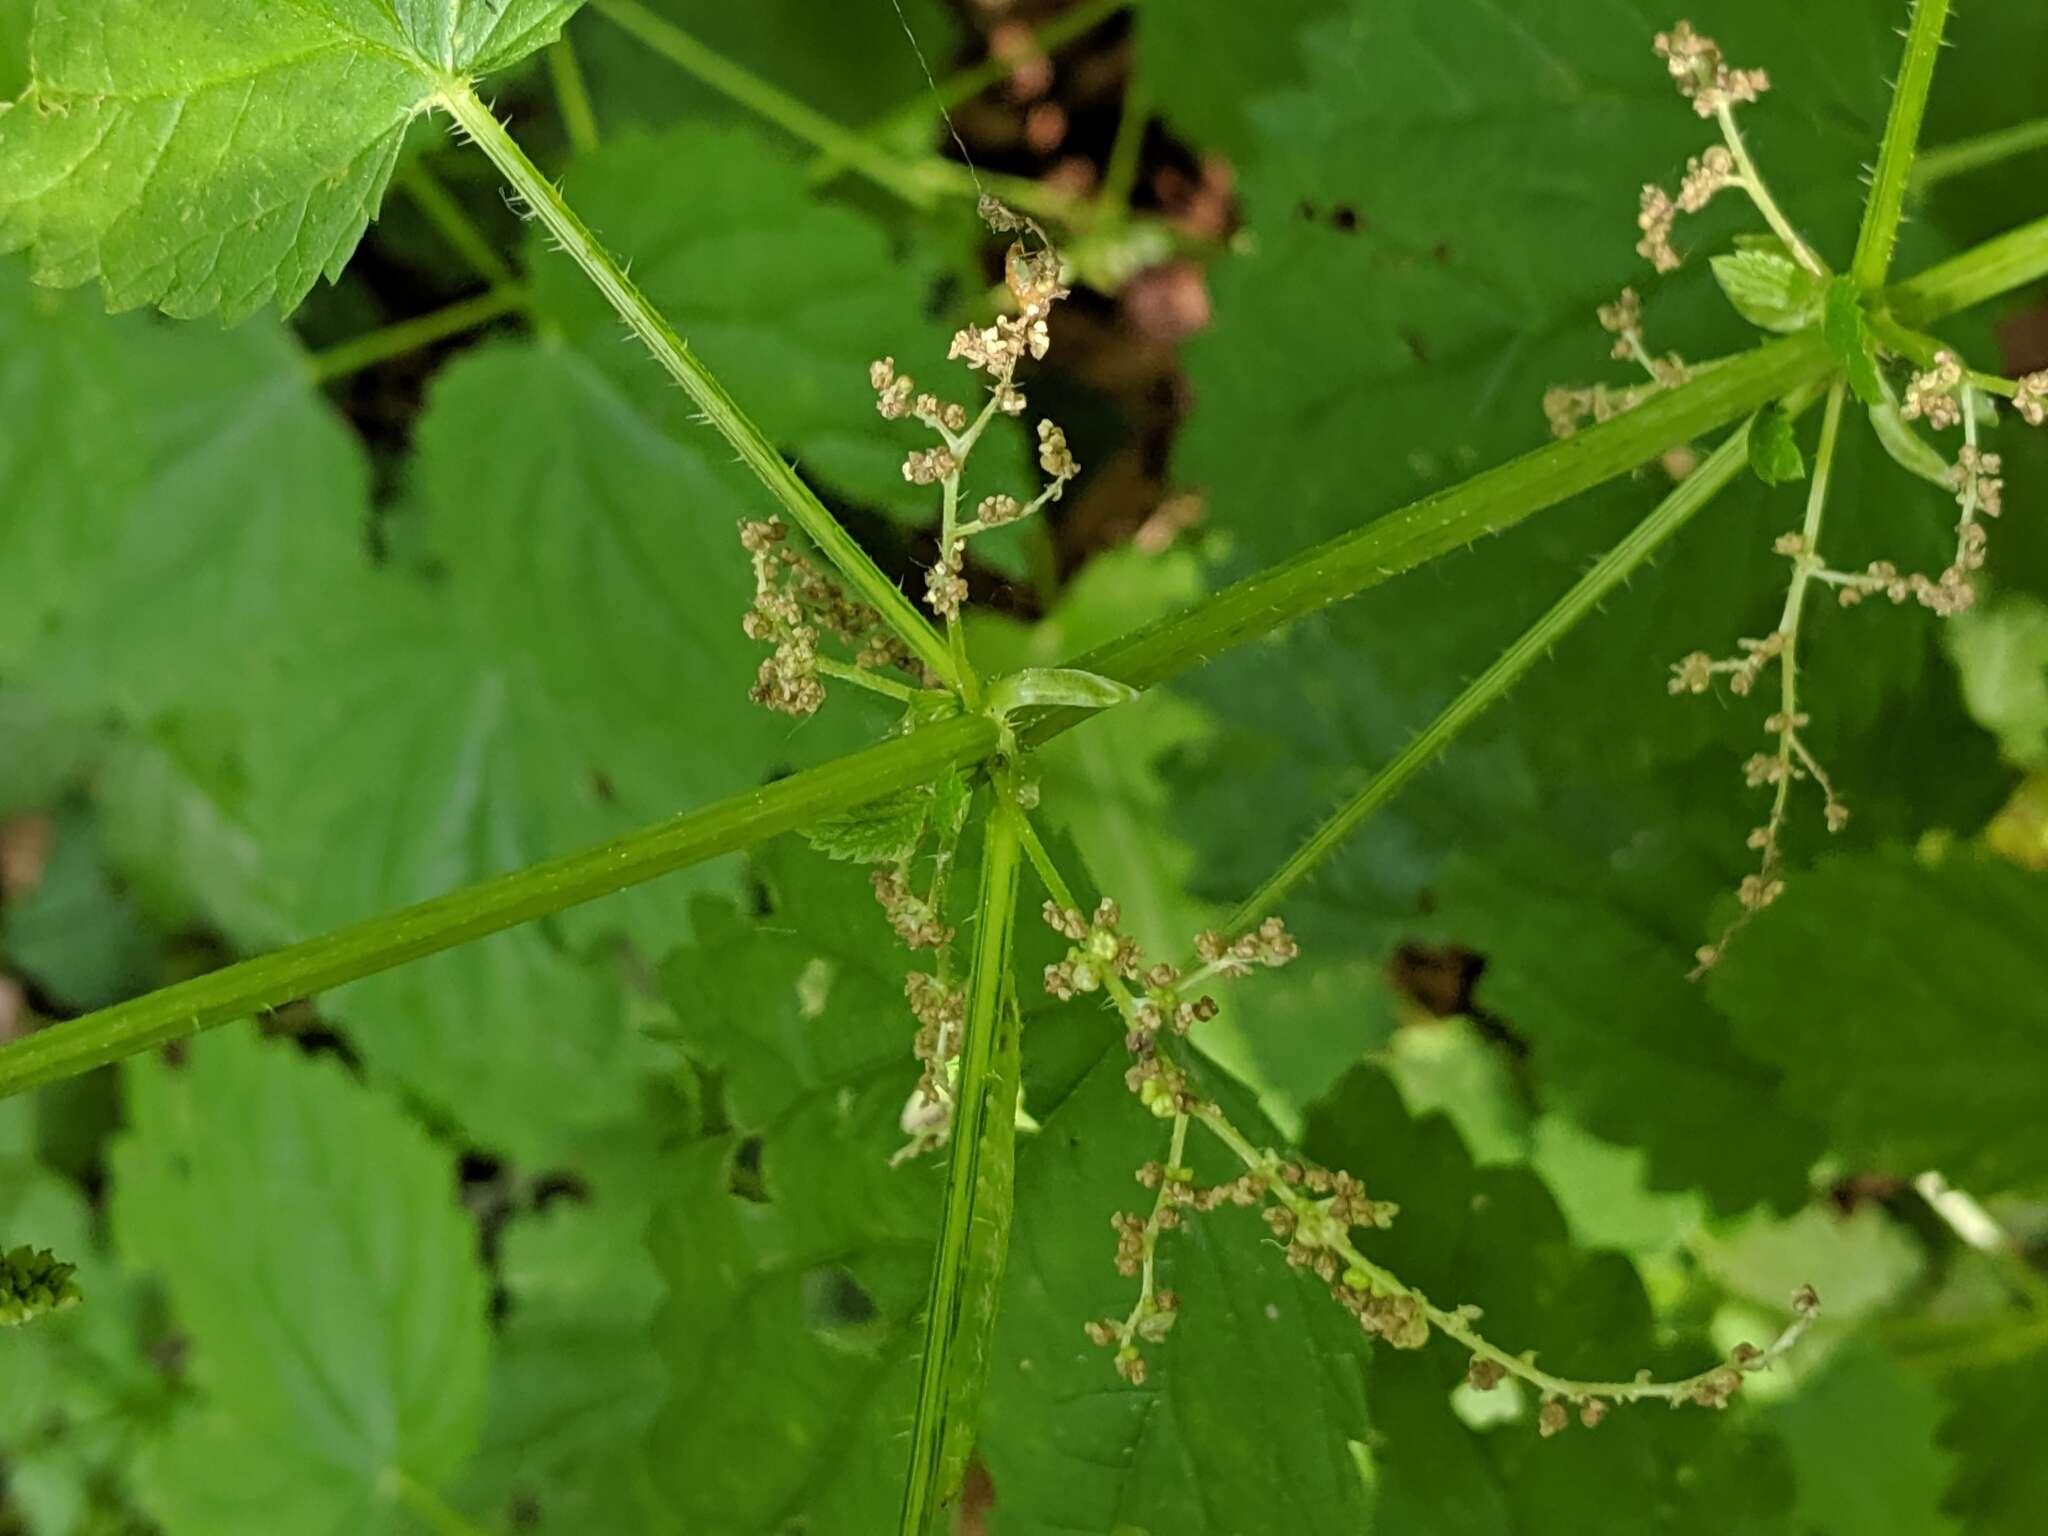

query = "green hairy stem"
434;82;959;688
1850;0;1951;290
0;715;999;1099
1218;415;1770;935
899;796;1025;1536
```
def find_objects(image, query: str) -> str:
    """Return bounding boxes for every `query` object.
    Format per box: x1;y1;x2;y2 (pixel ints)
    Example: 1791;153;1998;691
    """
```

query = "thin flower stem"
1216;413;1773;938
1717;103;1826;276
436;81;959;689
1191;1106;1817;1406
901;791;1024;1536
1699;379;1849;974
814;655;918;703
1114;1111;1189;1347
590;0;937;206
1851;0;1952;290
305;286;528;382
1912;114;2048;192
398;160;518;288
547;33;602;155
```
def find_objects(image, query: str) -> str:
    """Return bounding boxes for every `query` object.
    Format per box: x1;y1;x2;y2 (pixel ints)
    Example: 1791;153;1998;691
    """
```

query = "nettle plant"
1;0;2047;1533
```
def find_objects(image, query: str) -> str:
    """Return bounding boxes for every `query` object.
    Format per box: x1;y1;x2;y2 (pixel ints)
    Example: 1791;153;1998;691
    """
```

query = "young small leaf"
0;1244;80;1328
805;784;935;864
1748;404;1808;485
0;1;581;320
1822;279;1885;405
1868;395;1953;486
986;667;1141;717
1712;248;1824;333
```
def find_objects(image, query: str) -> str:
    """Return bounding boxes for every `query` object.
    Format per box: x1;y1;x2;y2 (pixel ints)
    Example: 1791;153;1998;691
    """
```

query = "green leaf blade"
113;1032;490;1534
1711;851;2048;1191
0;0;580;319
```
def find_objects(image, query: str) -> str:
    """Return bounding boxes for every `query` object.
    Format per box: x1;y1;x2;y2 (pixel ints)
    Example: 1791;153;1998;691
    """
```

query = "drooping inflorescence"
1031;888;1821;1421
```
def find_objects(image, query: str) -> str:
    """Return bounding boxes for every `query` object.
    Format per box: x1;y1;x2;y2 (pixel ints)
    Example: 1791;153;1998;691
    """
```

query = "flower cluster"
738;517;919;716
0;1244;80;1328
1637;148;1737;273
1544;287;1691;438
872;203;1080;623
1042;900;1302;1381
1630;22;1788;274
1031;876;1822;1422
869;800;976;1165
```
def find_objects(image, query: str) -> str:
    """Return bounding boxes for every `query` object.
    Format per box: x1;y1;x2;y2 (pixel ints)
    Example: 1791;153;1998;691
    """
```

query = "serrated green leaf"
1823;279;1885;405
805;783;937;864
979;1021;1376;1534
0;1153;166;1535
1713;249;1824;332
0;806;160;1013
0;0;578;319
1749;403;1808;484
0;276;147;658
113;1032;490;1535
1940;1356;2048;1535
648;845;942;1532
1712;851;2048;1191
1773;1345;1959;1536
238;579;670;1168
0;0;27;99
458;1140;673;1535
5;282;369;726
1431;839;1823;1215
1139;0;1342;154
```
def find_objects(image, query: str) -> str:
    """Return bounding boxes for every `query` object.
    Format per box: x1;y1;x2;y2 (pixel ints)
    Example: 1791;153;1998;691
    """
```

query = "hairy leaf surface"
0;0;579;318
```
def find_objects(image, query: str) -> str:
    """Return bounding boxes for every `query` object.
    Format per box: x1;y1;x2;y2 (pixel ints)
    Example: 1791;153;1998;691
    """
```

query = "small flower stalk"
1633;23;1821;278
873;201;1080;628
1545;287;1691;439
